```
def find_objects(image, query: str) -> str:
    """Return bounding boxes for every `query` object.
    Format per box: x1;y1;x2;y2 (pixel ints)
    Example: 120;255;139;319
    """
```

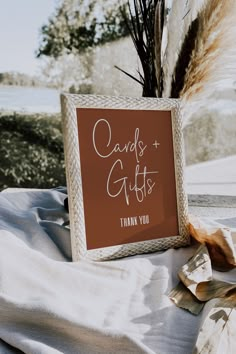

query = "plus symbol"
153;140;160;149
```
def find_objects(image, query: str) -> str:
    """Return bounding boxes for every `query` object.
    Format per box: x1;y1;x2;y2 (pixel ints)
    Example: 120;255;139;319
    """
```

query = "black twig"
114;65;144;86
120;0;161;97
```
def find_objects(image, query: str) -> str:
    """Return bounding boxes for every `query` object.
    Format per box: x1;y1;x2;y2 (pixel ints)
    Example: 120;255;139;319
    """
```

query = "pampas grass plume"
181;0;236;100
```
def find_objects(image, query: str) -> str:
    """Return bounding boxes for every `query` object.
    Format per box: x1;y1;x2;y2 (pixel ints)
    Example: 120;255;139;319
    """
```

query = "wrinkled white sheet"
0;187;235;354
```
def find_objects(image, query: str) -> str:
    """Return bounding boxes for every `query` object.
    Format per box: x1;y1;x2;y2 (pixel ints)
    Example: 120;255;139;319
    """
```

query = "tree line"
0;72;55;88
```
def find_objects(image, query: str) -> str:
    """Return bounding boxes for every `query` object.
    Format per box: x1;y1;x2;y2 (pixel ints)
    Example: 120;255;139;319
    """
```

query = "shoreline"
0;109;61;117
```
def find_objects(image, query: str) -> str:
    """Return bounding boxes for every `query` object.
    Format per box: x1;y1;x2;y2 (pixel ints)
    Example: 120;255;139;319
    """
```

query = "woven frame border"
61;94;189;261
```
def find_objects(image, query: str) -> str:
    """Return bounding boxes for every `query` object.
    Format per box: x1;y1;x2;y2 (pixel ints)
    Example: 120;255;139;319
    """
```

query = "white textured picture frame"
61;94;189;261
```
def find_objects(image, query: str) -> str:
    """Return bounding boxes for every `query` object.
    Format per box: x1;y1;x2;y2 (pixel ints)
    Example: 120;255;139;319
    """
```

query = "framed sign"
61;94;189;261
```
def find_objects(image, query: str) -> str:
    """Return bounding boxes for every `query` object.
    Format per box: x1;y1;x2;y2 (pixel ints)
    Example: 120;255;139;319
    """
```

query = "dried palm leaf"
196;280;236;302
178;244;236;303
193;292;236;354
178;244;212;291
170;244;236;314
169;281;205;315
189;215;236;271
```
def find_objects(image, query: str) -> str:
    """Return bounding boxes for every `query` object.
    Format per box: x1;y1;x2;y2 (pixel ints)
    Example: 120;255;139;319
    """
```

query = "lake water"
0;85;61;113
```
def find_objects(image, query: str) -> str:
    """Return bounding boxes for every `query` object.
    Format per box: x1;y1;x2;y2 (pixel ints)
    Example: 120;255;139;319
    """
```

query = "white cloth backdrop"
0;188;235;354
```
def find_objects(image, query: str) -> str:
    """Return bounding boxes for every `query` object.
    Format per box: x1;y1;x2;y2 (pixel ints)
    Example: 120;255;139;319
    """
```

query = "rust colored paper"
76;108;179;250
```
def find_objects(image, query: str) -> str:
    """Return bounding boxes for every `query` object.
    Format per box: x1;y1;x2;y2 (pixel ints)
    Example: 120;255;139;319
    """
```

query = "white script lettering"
93;119;147;163
107;159;158;206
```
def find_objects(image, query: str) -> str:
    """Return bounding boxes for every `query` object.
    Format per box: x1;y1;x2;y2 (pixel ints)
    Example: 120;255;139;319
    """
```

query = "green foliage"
0;113;66;190
37;0;129;58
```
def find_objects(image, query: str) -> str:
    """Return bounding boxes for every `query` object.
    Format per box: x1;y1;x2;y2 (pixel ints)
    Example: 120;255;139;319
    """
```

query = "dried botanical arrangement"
119;0;236;124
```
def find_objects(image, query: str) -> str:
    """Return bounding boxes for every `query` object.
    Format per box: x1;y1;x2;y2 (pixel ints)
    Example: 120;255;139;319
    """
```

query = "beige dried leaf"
170;245;236;314
189;215;236;271
179;244;236;302
178;244;212;292
196;280;236;302
193;292;236;354
169;282;205;315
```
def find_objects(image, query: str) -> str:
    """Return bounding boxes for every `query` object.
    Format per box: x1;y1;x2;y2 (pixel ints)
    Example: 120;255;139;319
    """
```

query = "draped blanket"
0;188;235;354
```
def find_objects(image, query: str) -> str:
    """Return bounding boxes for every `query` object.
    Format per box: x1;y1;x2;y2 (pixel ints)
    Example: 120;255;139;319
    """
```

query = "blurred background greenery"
0;112;64;190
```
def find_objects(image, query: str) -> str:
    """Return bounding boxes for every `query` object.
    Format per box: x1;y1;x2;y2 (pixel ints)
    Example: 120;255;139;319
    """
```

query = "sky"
0;0;57;76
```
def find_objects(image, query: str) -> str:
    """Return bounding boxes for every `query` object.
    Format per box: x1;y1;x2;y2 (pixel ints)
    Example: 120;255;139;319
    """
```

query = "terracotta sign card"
61;95;189;261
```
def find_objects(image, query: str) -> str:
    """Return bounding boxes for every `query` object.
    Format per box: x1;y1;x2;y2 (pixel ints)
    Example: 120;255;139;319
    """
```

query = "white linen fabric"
0;187;235;354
